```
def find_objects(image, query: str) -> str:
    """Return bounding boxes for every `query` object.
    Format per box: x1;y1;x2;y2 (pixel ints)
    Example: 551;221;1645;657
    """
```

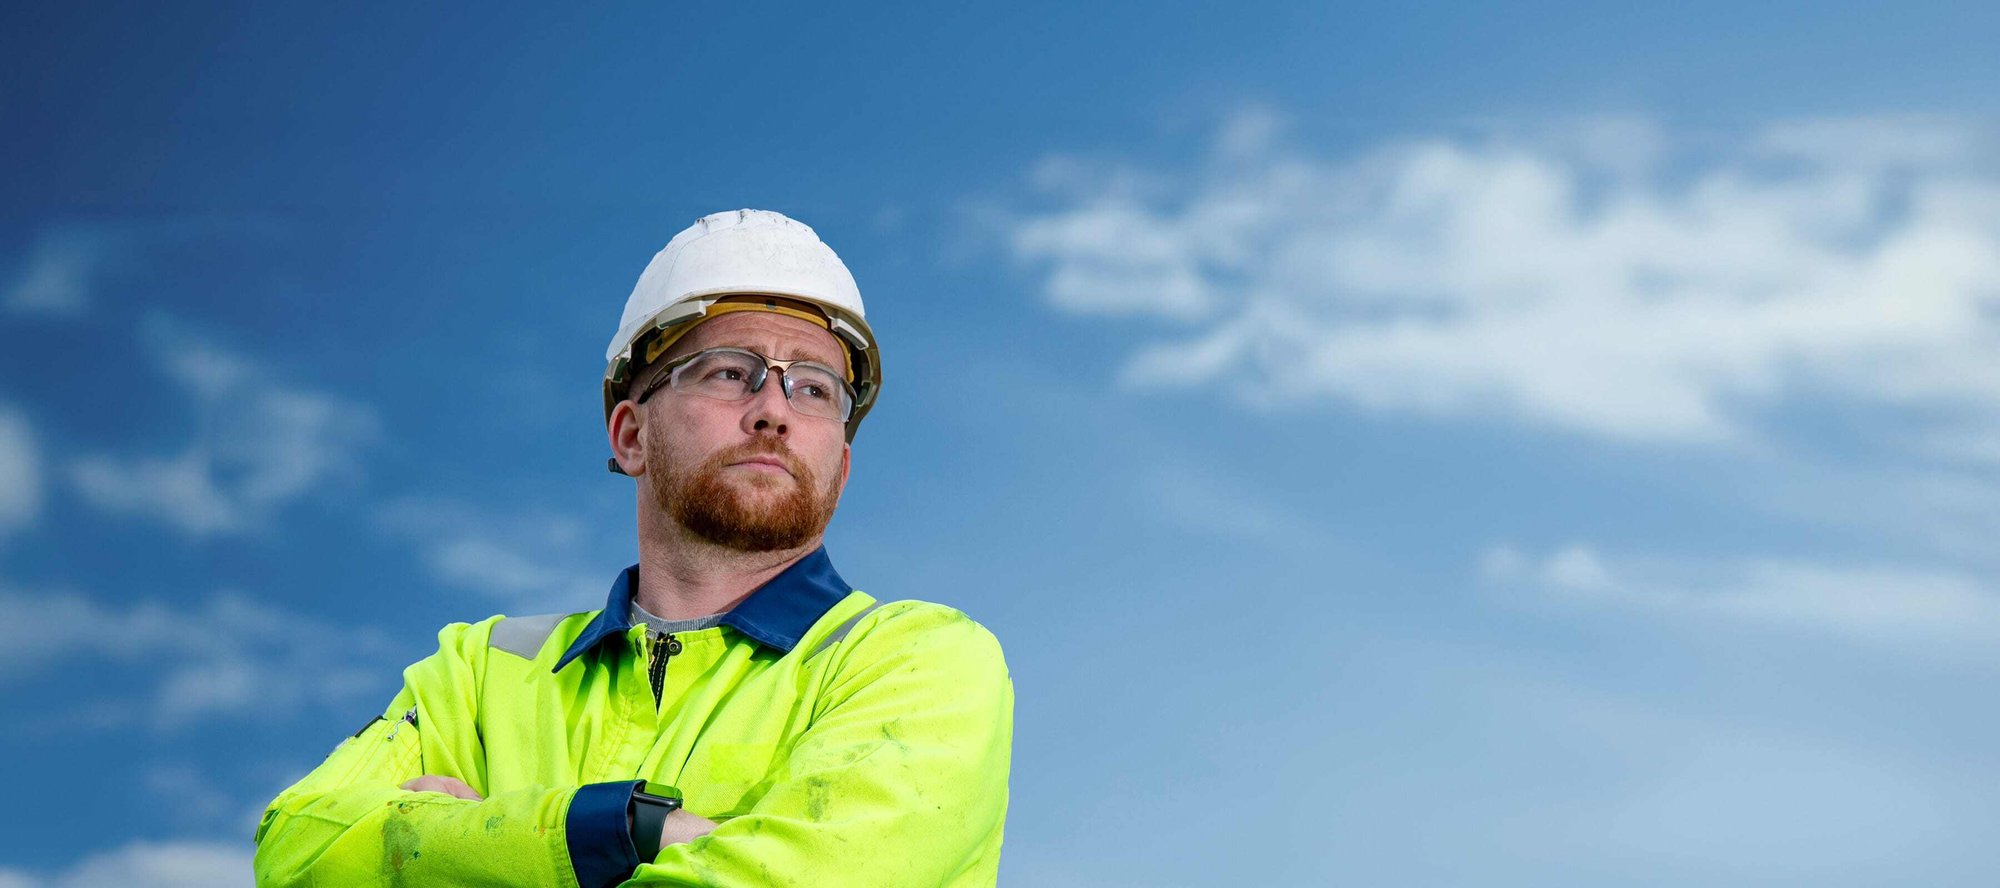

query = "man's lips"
730;455;793;475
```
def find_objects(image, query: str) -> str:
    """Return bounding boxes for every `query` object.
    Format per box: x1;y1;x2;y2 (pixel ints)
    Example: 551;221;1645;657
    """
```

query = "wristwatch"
628;781;685;864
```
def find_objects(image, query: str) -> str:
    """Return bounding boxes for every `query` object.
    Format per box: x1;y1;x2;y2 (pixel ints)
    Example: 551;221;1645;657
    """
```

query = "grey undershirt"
629;598;729;635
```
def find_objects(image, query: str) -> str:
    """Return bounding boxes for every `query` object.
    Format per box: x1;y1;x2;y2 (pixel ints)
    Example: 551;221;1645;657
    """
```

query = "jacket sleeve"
252;619;634;888
638;603;1015;887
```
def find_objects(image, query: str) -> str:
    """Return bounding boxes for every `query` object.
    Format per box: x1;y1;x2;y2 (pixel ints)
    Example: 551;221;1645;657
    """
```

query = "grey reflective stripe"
489;613;569;659
807;602;885;659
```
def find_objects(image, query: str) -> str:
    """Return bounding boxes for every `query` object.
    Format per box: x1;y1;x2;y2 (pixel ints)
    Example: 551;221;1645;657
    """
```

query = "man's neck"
632;525;822;621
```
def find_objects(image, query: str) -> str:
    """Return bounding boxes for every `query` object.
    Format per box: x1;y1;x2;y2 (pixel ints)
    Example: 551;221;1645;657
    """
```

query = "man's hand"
400;775;483;801
661;809;719;846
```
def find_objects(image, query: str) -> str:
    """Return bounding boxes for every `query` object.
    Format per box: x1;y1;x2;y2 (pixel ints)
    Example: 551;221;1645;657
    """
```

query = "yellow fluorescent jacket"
253;547;1013;887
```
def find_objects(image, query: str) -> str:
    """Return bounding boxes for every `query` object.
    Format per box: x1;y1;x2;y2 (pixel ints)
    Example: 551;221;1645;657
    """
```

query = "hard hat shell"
602;209;881;442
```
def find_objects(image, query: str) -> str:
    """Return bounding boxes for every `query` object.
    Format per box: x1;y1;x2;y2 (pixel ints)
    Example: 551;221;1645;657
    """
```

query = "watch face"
640;781;685;800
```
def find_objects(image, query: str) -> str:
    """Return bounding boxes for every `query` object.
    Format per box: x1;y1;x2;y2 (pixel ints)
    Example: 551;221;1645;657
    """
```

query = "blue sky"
5;2;2000;885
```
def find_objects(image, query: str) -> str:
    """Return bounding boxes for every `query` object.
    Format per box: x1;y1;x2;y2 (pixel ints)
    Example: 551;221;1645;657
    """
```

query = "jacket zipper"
385;707;418;741
647;631;682;710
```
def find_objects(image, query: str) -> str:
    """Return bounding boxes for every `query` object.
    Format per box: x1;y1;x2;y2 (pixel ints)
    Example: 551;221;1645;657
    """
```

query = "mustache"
713;438;804;474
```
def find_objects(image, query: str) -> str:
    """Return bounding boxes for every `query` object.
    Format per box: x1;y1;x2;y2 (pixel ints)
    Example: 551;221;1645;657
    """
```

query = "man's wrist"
627;782;684;864
567;781;648;888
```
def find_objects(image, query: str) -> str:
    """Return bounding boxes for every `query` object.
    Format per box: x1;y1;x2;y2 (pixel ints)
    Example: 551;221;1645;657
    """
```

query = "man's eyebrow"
728;342;844;367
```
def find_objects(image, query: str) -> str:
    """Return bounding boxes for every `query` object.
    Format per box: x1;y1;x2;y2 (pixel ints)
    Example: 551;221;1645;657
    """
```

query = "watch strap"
627;782;684;865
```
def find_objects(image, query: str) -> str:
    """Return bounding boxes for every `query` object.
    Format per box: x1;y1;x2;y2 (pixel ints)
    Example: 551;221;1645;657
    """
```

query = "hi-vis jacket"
253;548;1013;887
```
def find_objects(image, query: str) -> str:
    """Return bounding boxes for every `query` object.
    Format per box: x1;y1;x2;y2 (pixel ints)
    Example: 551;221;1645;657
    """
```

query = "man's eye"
799;383;832;401
708;367;747;381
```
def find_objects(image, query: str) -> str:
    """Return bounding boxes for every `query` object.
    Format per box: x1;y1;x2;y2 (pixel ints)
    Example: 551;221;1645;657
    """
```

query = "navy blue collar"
552;546;854;672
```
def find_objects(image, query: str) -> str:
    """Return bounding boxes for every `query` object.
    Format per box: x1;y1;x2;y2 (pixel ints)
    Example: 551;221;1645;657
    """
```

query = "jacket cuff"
567;779;644;888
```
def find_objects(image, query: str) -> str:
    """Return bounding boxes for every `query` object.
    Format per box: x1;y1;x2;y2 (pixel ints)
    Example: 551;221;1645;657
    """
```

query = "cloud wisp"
375;496;609;614
0;581;398;731
0;404;41;541
1481;542;2000;652
0;840;253;888
2;224;112;317
4;216;290;319
1008;113;2000;451
66;315;379;538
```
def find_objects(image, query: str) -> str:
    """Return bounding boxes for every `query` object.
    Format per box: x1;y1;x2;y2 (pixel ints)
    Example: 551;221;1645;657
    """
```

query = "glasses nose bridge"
745;356;801;398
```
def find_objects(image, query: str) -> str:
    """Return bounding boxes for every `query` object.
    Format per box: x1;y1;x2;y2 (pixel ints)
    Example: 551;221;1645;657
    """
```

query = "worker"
253;209;1014;887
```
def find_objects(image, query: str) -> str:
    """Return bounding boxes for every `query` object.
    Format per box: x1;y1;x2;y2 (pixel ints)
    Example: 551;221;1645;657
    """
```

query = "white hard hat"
602;209;881;442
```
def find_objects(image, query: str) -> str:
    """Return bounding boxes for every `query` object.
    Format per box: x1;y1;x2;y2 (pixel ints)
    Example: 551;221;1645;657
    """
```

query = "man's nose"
744;369;791;435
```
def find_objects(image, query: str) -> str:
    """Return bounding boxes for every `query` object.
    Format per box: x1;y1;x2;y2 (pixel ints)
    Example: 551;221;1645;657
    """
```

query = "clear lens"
781;364;851;419
668;348;855;421
675;350;763;399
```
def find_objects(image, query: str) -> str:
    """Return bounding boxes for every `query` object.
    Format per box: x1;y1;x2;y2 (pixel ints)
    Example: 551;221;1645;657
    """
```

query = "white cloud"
1214;105;1285;160
0;588;106;678
1482;542;2000;649
1754;115;1979;171
0;840;252;888
0;582;397;730
4;217;289;318
69;451;240;537
376;496;608;613
1008;113;2000;449
67;316;378;537
2;225;111;316
1542;544;1614;592
0;404;41;538
1013;201;1217;320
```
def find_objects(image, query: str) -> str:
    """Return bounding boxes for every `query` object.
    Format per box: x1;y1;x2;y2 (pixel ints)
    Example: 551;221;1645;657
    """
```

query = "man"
253;209;1014;887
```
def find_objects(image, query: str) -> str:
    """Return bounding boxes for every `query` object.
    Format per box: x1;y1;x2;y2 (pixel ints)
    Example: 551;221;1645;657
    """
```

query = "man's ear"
836;442;852;496
608;400;646;476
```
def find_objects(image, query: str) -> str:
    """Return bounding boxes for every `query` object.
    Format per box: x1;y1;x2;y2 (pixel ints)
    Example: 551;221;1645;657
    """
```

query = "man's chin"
714;484;814;523
693;504;826;553
718;470;797;496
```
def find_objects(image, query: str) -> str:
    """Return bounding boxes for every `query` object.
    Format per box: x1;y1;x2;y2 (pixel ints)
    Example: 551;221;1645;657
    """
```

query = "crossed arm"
253;605;1013;888
397;775;719;848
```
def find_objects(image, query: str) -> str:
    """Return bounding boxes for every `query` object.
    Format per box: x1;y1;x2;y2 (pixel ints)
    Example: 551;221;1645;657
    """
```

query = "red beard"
651;432;837;552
